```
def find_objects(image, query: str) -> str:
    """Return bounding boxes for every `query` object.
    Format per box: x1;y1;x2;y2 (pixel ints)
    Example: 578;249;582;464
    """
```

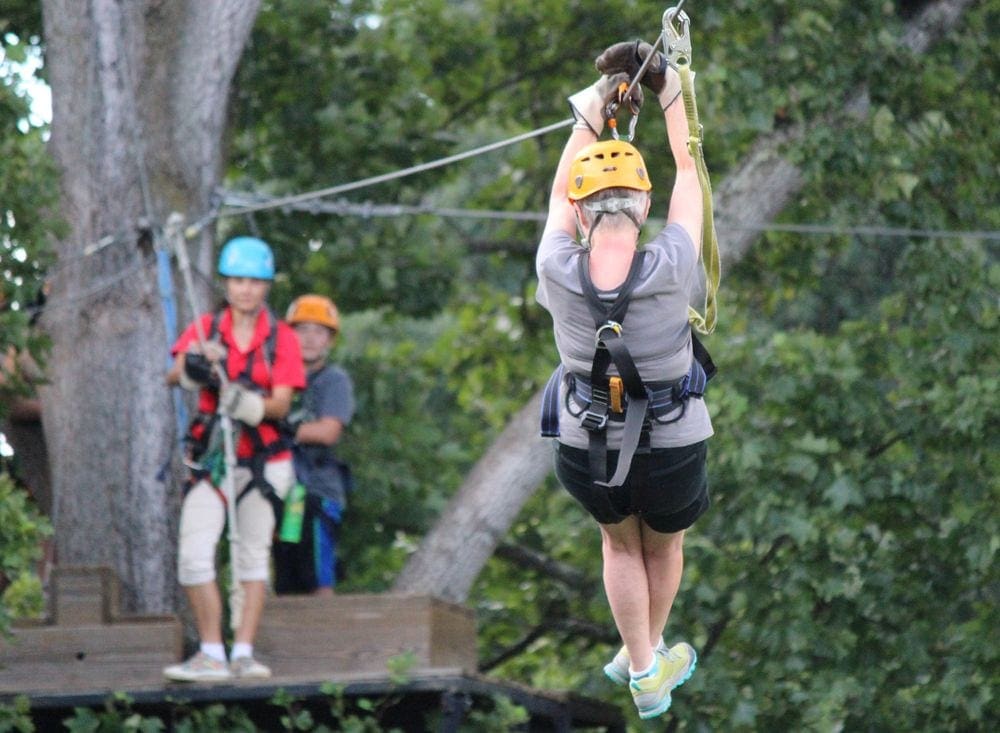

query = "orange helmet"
567;139;652;201
286;294;340;332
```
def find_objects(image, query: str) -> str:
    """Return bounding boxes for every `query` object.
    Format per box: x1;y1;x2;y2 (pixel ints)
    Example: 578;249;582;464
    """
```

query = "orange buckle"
609;376;624;413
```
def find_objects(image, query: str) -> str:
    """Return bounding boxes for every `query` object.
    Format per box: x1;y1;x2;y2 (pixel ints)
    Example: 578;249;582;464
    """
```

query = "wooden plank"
0;620;182;694
50;566;120;625
255;593;477;678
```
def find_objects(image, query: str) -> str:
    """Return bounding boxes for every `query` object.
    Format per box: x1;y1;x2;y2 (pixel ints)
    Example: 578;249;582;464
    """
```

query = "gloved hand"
596;40;683;110
282;407;310;437
198;338;227;361
181;353;218;391
218;382;265;426
567;72;641;136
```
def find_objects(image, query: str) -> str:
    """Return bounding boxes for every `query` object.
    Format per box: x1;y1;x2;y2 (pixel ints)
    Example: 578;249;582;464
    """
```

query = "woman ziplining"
536;4;719;721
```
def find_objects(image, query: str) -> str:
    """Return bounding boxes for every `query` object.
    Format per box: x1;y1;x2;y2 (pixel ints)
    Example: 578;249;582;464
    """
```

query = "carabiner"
595;320;624;346
603;82;641;142
663;5;692;69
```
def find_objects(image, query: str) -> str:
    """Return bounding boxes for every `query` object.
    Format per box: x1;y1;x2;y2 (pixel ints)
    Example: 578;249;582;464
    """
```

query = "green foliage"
0;470;50;633
0;31;57;418
3;0;997;730
0;695;33;733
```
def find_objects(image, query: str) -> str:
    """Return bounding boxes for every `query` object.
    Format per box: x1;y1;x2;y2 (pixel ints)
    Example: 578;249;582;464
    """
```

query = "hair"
579;187;650;232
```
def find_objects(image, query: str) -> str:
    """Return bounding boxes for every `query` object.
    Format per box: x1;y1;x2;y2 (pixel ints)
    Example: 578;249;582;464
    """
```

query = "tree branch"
493;542;590;588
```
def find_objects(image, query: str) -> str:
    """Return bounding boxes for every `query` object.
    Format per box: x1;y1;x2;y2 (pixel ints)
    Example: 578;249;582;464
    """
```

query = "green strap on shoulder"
678;63;720;335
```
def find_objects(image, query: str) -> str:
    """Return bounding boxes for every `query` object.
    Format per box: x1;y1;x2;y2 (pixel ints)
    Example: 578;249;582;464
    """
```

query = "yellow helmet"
567;139;652;201
286;294;340;332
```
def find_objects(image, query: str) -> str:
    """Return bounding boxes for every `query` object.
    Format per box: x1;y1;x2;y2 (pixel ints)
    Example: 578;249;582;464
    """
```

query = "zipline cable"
187;118;576;234
218;192;1000;240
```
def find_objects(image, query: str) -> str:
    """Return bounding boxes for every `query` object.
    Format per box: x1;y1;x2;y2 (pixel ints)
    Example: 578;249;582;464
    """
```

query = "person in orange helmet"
273;294;355;596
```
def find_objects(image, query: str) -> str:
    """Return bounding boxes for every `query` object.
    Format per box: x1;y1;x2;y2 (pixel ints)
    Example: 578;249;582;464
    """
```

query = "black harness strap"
210;308;288;507
577;250;650;490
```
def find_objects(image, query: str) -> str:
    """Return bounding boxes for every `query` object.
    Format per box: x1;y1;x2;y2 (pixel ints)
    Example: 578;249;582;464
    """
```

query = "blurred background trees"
1;0;996;728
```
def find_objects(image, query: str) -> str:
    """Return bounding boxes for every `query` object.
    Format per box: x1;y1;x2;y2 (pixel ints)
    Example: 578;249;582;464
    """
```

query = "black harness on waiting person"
540;249;715;504
182;307;291;507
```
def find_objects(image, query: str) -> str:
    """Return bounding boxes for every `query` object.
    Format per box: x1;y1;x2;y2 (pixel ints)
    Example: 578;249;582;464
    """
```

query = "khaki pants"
177;459;294;586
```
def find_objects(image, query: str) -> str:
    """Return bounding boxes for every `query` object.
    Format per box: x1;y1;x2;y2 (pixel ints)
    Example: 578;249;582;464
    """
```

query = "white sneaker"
163;651;232;682
230;655;272;679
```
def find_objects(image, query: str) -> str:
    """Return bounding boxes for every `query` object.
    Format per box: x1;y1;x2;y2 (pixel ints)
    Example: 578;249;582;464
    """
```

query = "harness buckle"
581;409;609;431
609;376;624;413
595;320;623;346
581;384;610;431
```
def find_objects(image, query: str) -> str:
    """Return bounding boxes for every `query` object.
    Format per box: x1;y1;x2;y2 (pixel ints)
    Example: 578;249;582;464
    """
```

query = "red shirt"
172;308;305;460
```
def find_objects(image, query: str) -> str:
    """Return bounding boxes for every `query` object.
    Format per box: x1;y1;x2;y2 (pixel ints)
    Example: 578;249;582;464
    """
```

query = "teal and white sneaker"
629;642;697;720
603;638;669;686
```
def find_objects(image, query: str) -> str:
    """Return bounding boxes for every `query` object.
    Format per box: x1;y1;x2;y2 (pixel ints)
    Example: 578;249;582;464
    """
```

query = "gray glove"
596;40;682;110
218;382;265;426
567;72;641;136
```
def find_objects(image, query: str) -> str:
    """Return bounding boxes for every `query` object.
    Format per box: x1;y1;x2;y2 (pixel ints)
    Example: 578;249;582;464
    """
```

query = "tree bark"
39;0;260;613
393;0;974;604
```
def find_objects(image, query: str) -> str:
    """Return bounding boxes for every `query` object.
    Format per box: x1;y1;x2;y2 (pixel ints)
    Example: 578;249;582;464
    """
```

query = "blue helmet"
217;236;275;280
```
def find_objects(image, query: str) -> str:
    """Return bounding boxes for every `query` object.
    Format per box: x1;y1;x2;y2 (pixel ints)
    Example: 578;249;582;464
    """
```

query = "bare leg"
184;581;224;644
600;516;654;672
640;524;685;647
233;580;266;645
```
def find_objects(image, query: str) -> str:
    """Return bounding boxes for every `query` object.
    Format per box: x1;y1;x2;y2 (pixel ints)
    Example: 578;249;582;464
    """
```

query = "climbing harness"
541;4;720;501
182;306;290;516
540;250;715;493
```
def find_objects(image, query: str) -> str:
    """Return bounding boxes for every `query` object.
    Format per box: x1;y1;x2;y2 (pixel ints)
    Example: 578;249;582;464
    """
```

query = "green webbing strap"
664;5;720;335
678;64;720;335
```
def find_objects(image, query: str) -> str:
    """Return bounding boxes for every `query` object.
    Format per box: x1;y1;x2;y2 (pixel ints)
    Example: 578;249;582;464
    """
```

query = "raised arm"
544;73;635;238
596;41;702;255
663;76;702;255
545;127;598;237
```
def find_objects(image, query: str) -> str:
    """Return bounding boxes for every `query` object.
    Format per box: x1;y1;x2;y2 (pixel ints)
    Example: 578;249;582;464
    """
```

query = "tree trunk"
39;0;260;614
394;0;974;604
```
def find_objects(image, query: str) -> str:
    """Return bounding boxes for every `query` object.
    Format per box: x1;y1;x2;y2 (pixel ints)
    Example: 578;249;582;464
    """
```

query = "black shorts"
554;441;709;534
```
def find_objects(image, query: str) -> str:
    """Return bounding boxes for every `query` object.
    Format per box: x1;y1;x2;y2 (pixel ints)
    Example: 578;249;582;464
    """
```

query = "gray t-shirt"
535;224;713;449
294;363;355;506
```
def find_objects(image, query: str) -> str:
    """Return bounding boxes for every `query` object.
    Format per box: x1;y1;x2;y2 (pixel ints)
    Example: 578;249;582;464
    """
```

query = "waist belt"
540;356;708;438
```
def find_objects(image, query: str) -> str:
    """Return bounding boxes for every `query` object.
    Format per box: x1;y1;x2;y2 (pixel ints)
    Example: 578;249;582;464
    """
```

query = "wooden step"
49;565;121;625
255;593;477;678
0;618;182;693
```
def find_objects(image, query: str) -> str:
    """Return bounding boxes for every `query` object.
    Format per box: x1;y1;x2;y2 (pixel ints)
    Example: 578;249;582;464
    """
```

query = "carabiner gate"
603;82;641;143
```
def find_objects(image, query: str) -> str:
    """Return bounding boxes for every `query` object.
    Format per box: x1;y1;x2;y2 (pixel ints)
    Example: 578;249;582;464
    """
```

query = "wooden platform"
0;566;182;694
0;566;626;730
10;671;627;732
256;592;477;677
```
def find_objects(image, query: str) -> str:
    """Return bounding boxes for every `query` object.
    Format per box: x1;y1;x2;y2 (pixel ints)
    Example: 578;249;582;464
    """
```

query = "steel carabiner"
604;82;642;142
663;5;692;70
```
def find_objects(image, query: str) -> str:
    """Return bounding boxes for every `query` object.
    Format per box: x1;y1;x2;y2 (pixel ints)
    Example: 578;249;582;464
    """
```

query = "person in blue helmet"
164;236;305;682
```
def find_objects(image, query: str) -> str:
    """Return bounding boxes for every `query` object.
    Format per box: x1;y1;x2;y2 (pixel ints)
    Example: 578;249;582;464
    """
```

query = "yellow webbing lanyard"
678;64;720;335
664;5;720;335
